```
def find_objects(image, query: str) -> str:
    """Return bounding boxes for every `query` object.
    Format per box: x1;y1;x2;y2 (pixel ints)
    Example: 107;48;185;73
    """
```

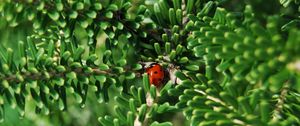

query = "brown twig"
1;66;115;84
272;81;290;120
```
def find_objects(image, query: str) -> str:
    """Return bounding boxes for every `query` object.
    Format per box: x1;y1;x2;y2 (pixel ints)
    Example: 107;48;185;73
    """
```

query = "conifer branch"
272;81;290;121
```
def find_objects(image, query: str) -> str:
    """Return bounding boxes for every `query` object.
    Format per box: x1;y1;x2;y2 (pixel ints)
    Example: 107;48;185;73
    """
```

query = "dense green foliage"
1;0;300;126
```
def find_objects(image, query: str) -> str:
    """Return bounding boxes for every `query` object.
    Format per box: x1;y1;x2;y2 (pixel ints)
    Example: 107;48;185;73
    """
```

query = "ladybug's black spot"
160;69;162;72
147;73;150;75
158;78;162;81
150;63;158;67
154;71;158;74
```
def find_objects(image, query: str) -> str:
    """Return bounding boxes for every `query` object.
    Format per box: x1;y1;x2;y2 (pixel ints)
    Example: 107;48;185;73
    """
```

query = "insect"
146;63;165;87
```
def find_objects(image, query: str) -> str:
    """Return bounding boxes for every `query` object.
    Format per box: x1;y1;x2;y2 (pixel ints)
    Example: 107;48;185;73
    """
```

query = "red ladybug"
146;63;165;87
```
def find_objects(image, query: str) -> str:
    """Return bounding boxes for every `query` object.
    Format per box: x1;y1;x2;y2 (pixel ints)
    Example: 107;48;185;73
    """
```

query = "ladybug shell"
146;63;164;87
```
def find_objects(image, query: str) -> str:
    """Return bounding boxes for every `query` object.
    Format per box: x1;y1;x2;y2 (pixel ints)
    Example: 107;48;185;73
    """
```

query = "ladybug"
146;63;165;87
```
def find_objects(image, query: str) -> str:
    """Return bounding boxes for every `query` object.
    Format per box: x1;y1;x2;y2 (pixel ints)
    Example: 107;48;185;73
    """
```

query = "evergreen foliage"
1;0;300;125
